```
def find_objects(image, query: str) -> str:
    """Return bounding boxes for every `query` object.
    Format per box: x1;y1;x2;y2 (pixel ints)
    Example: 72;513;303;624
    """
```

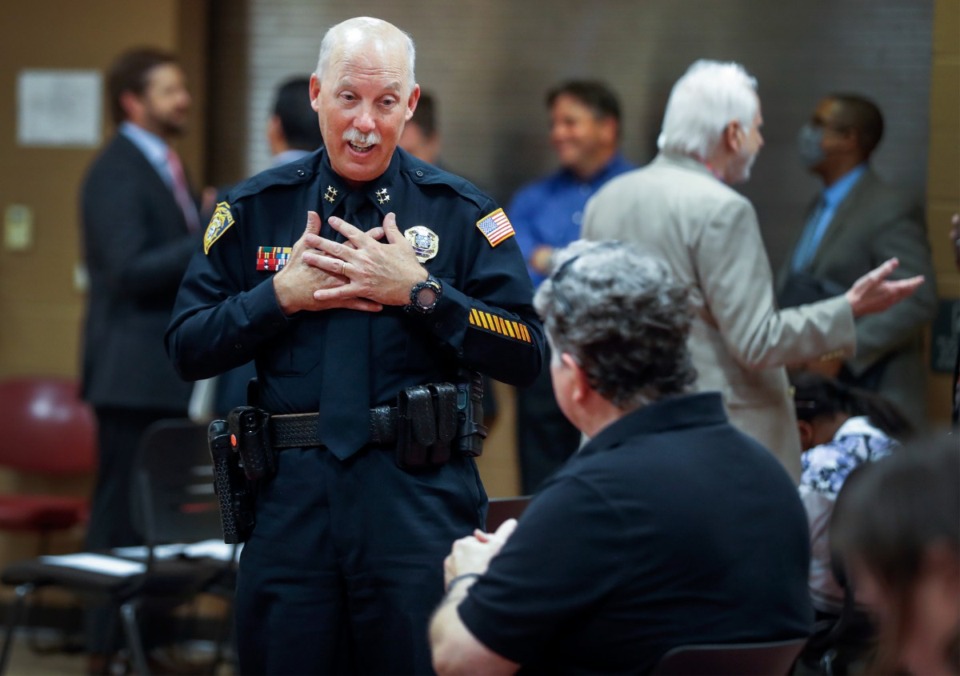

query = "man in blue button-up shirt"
510;81;634;493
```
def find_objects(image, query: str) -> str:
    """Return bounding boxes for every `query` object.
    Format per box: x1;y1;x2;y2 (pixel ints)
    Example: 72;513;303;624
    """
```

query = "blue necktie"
318;191;372;460
791;196;829;272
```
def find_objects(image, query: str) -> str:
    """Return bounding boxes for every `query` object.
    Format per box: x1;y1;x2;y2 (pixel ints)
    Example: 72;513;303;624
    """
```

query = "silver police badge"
404;225;439;263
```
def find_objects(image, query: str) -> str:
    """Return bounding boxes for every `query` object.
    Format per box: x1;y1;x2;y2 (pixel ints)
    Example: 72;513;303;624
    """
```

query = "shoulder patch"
204;202;235;254
475;208;515;248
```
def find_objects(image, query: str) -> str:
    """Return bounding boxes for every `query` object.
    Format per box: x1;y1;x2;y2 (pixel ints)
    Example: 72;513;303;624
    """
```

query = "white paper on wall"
17;69;102;147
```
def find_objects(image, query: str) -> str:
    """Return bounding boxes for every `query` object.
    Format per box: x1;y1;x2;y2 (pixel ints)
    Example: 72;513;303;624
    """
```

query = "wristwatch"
407;274;442;314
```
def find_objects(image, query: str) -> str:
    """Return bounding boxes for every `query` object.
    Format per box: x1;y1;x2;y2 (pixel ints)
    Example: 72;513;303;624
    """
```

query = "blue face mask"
797;123;825;168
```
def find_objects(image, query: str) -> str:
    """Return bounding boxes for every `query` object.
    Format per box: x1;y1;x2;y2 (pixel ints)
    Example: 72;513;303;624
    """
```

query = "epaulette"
400;154;492;212
226;150;321;203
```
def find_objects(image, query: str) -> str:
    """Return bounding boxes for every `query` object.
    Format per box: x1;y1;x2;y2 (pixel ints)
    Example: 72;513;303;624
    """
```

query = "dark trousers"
86;406;184;655
515;345;581;494
235;446;486;675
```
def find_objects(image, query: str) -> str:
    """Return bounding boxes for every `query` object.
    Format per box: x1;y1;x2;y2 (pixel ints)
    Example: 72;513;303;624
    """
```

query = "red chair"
0;377;96;553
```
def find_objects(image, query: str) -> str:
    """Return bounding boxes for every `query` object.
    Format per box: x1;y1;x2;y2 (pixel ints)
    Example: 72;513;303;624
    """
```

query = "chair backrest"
0;376;96;475
132;418;222;546
486;496;531;532
651;637;808;676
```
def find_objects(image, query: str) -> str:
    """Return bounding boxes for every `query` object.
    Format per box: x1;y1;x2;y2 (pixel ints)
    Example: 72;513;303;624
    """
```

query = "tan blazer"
776;169;938;428
582;153;856;480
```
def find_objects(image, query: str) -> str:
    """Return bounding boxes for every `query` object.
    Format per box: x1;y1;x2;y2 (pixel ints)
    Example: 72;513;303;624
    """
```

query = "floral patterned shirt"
798;416;898;611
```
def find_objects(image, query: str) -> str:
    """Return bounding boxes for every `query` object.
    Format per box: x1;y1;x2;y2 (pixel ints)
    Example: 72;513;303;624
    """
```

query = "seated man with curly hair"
429;240;813;674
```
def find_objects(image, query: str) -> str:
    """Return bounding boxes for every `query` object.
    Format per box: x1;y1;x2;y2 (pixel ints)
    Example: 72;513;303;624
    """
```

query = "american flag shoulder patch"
475;208;515;247
256;246;292;272
469;308;532;343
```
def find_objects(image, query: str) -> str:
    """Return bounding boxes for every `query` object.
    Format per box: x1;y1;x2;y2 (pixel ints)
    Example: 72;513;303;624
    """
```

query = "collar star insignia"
375;188;390;205
324;185;339;203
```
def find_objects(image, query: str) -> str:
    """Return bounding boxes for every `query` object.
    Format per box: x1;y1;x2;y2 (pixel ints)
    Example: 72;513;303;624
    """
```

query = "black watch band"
406;274;442;314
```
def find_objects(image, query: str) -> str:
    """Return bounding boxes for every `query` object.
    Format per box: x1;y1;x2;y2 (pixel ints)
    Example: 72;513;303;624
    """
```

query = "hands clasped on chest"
272;209;429;315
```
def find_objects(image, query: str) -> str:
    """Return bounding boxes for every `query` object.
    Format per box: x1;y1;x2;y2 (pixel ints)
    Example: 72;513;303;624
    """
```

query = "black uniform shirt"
166;148;544;414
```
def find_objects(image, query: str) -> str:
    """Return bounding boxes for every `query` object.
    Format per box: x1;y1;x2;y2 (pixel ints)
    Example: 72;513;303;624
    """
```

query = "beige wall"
0;0;208;563
0;0;208;379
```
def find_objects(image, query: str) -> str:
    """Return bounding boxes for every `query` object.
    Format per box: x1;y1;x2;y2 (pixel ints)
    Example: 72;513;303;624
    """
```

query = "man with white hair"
429;241;813;674
582;60;924;479
167;16;543;673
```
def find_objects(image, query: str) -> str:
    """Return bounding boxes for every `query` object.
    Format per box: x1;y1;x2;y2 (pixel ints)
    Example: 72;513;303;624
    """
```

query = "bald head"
316;17;416;96
309;16;421;185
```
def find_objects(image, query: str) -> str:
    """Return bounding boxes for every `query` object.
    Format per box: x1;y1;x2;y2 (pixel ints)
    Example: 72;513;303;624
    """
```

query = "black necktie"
318;191;372;460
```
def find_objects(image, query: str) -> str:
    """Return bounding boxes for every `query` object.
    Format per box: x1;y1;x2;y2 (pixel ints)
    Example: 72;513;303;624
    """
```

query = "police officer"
165;16;543;675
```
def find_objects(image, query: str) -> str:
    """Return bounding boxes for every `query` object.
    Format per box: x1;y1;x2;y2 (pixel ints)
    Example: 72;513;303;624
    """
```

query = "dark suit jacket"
777;169;939;426
80;133;198;410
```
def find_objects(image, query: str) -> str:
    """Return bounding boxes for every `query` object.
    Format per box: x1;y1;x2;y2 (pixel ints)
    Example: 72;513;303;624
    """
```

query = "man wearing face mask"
583;62;925;480
778;94;938;428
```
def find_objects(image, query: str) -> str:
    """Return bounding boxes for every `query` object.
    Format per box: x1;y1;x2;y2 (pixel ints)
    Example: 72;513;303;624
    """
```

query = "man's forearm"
429;577;517;676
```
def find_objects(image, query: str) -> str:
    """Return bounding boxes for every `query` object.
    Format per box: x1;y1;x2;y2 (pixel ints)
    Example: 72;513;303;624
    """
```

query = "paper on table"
183;539;242;561
111;544;186;560
39;553;146;577
112;540;241;562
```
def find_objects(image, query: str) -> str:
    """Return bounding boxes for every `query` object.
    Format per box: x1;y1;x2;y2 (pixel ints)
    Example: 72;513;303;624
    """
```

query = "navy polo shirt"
458;392;812;673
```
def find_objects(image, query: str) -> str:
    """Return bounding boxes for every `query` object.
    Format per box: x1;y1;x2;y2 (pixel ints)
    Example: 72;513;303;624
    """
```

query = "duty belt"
269;406;398;449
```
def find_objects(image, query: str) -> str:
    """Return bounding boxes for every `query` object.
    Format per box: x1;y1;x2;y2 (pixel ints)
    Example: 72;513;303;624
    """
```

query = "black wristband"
446;572;480;593
406;274;442;314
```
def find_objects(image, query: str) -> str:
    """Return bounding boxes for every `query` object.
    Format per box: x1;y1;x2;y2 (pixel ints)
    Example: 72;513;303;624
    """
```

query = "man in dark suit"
778;94;938;428
79;46;199;666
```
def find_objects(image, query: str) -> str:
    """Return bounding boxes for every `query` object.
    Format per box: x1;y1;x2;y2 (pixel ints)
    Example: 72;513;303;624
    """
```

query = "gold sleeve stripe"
468;310;532;343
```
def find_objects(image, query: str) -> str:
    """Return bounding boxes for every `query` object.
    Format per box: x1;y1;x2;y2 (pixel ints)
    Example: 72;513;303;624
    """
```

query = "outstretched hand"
272;211;385;315
845;257;924;318
303;212;427;307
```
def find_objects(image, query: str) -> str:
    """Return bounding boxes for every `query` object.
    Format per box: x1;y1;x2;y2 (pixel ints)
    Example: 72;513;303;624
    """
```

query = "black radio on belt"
394;372;488;469
228;405;277;480
455;370;488;457
208;419;256;544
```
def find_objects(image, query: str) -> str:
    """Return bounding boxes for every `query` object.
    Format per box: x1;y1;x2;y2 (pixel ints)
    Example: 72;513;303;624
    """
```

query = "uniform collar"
316;149;404;224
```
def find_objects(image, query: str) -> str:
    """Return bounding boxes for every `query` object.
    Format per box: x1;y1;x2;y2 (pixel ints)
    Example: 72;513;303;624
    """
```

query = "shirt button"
416;170;424;177
234;343;243;350
297;169;306;177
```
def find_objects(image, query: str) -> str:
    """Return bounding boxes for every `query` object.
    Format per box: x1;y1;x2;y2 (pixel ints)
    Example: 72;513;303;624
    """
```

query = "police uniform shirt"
166;147;544;415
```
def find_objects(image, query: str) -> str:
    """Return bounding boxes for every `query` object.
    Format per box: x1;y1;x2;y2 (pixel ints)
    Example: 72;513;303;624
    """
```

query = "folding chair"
651;637;808;676
0;418;236;675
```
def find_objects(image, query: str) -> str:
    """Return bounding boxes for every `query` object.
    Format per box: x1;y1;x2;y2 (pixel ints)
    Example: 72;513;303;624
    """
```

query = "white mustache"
343;129;381;146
